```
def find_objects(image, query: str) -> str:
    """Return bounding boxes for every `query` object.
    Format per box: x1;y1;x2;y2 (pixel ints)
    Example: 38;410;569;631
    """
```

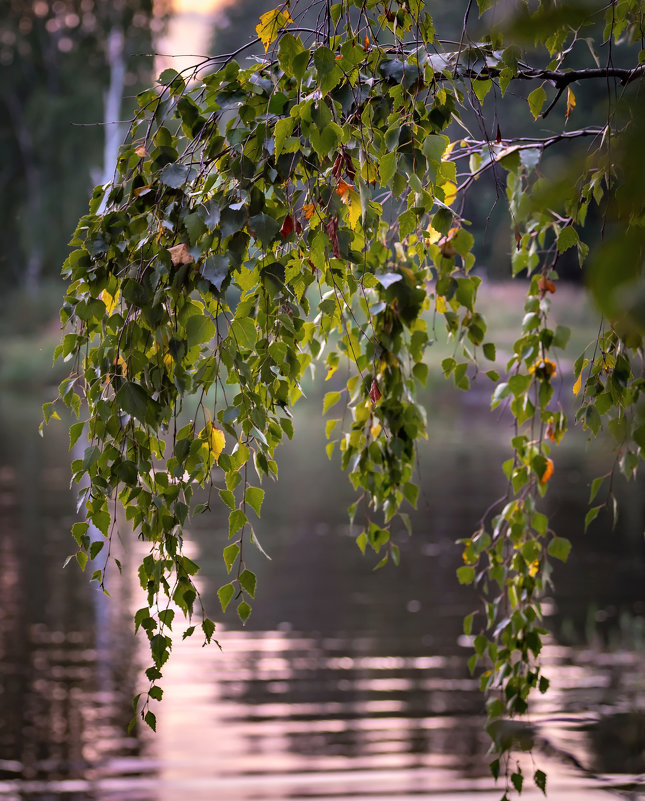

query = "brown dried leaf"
168;243;194;267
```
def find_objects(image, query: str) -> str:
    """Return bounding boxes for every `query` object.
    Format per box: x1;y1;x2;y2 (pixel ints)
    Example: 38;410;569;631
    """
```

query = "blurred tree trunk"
97;26;126;214
4;91;44;294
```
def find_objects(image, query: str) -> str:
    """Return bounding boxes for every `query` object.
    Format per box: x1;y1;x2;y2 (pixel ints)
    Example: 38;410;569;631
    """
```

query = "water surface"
0;389;643;800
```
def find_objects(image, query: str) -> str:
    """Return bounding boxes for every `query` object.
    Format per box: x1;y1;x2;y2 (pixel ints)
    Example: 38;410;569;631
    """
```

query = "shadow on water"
0;386;643;800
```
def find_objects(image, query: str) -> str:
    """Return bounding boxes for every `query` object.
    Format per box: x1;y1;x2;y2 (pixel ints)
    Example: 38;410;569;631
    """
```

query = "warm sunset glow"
156;0;236;75
172;0;233;11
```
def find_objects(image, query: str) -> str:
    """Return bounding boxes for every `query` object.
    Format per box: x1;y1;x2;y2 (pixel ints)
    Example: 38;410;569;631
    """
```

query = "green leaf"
160;163;193;188
534;769;547;795
557;225;579;253
71;521;89;547
274;116;295;158
115;382;151;423
237;600;252;623
219;489;236;510
313;46;342;94
403;482;419;509
246;486;265;517
547;536;572;562
202;618;216;642
116;460;138;486
553;324;571;349
229;508;247;538
483;342;496;361
217;583;235;612
422;134;449;163
159;609;175;629
413;362;429;385
584;505;602;532
278;33;308;80
89;540;104;561
589;475;605;503
149;686;163;702
144;711;157;732
230;317;257;349
202;254;230;291
158;67;179;85
220;206;247;237
186;314;216;349
379;151;398;186
457;565;475;585
238;569;257;598
69;421;86;450
223;542;240;573
184;212;206;245
473;78;492;103
323;391;341;413
527;86;547;120
249;213;280;246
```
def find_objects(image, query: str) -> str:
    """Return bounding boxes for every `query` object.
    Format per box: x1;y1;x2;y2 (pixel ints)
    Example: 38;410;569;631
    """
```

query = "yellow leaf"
200;422;225;461
566;87;576;121
100;288;120;315
443;140;456;159
436;295;447;313
572;373;582;395
426;225;441;244
325;364;338;381
441;181;457;206
256;7;293;52
370;422;382;439
343;189;361;228
360;160;378;184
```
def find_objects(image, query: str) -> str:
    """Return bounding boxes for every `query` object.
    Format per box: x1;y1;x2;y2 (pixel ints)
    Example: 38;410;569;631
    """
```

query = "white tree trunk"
97;27;126;214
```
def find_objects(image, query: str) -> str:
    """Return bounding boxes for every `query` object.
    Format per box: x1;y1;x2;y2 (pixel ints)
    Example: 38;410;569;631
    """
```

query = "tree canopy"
44;0;645;796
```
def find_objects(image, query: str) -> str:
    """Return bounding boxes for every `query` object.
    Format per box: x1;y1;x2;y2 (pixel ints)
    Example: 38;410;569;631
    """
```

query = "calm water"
0;388;643;800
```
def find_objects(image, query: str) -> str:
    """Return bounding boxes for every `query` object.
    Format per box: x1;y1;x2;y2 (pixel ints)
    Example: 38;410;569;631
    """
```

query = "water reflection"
0;391;643;800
